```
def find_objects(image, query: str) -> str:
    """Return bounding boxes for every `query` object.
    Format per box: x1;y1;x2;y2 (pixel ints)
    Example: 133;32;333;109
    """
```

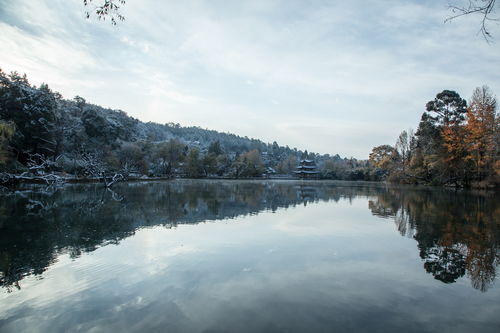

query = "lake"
0;180;499;332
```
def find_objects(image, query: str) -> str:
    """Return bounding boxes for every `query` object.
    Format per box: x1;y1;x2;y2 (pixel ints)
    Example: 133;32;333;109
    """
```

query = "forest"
1;69;498;188
0;69;370;185
370;88;499;188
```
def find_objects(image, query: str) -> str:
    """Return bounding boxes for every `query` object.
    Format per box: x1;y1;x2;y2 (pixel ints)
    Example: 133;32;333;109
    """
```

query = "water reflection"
0;180;498;294
0;180;377;292
369;188;499;292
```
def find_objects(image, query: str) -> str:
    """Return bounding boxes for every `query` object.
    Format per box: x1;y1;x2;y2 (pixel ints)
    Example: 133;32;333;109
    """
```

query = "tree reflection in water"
369;188;499;292
0;180;498;293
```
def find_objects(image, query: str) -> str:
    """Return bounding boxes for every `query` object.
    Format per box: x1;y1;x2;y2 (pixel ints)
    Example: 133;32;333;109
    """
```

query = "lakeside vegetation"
1;69;498;188
0;69;372;185
369;88;499;188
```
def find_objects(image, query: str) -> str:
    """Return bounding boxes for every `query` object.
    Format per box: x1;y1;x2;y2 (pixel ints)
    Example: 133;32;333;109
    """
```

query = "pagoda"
294;159;319;179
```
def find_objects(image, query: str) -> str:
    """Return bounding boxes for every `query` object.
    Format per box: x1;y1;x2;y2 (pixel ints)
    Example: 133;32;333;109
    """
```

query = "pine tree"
425;90;467;127
425;90;468;184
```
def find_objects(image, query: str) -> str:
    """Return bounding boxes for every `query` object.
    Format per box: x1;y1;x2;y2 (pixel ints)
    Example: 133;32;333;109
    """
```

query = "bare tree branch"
83;0;126;25
446;0;499;41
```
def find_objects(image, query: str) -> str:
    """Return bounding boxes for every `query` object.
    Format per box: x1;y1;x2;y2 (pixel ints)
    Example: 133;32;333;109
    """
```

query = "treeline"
0;69;372;182
369;88;499;187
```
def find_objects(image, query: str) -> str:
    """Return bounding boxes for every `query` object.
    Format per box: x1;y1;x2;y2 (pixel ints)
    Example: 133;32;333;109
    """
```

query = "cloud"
1;0;499;158
0;23;99;91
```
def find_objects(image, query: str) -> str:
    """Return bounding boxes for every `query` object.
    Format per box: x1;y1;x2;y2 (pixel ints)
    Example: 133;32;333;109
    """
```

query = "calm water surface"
0;180;499;332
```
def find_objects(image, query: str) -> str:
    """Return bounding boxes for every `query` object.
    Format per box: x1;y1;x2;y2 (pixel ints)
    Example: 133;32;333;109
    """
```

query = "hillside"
0;70;371;181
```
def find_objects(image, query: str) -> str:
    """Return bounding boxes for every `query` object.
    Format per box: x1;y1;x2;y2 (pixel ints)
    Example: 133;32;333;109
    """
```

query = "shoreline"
1;173;498;191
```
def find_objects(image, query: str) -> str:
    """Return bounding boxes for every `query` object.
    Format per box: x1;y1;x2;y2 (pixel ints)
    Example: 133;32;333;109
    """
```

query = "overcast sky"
1;0;499;158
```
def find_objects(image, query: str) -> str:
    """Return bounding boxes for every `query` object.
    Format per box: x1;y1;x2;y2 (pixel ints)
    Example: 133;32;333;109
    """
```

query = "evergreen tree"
417;90;467;183
0;121;15;166
425;90;467;127
0;71;57;159
208;140;223;156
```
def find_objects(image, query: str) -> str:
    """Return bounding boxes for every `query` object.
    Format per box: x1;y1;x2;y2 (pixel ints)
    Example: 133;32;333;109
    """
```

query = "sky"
1;0;499;159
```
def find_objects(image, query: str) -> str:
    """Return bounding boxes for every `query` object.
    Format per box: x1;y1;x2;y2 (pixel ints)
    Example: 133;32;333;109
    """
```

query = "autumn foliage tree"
369;145;398;179
464;86;498;181
434;91;469;184
371;87;499;187
442;122;469;184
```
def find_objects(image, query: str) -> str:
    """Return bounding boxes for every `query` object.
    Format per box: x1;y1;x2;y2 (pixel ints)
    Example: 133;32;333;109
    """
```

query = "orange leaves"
463;86;498;180
441;124;467;163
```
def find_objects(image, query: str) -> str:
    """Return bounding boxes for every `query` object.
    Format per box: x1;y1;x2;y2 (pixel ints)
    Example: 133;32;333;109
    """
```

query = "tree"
395;129;414;172
118;142;147;174
153;139;186;176
425;90;467;127
320;159;345;179
415;112;441;154
232;149;264;178
447;0;499;41
0;71;58;159
369;145;399;180
432;91;470;184
410;110;444;181
78;151;108;178
83;0;125;25
464;86;498;180
185;148;203;178
0;121;15;166
301;150;309;160
369;145;398;170
74;96;86;110
208;140;223;156
201;152;217;176
81;108;112;143
442;121;469;184
407;90;471;184
276;155;297;174
215;154;231;176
